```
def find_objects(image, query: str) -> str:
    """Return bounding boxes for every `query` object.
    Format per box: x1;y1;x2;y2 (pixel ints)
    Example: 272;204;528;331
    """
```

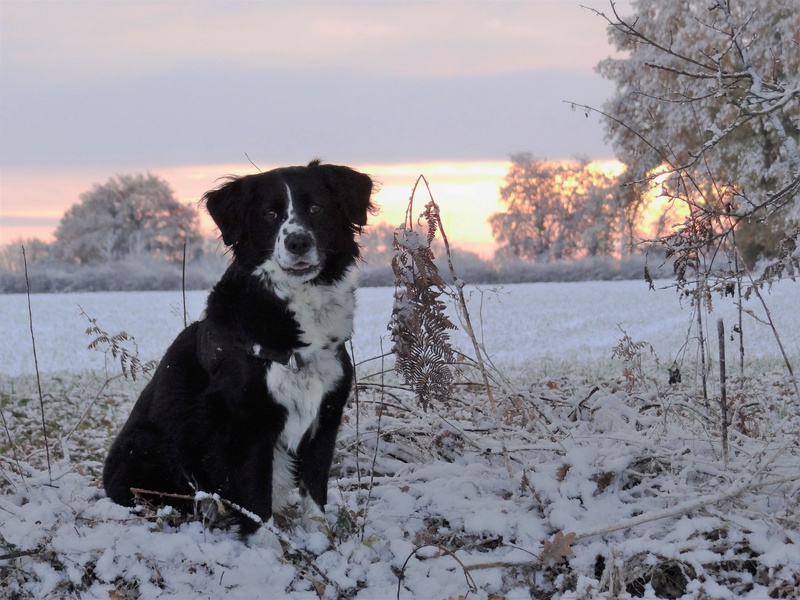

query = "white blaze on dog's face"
265;183;322;284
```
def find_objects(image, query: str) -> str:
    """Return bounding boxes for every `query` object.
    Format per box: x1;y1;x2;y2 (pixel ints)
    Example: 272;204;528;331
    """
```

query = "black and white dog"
103;160;374;550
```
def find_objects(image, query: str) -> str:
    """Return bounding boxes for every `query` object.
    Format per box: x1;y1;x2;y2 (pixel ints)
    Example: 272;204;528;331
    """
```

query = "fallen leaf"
541;531;576;565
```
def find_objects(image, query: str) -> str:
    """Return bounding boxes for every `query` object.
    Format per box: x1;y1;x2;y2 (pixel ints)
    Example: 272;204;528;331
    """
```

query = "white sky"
0;0;631;248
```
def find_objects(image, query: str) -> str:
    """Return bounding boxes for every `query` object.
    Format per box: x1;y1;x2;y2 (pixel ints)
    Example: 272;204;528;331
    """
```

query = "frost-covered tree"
55;174;200;264
359;222;397;268
593;0;799;269
0;238;53;272
584;0;799;394
489;154;620;261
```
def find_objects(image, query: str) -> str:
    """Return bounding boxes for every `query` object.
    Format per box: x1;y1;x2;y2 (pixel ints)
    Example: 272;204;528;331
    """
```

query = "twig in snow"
396;544;477;600
0;405;29;492
0;547;42;561
574;473;800;541
365;342;387;524
745;281;799;400
349;339;363;503
22;245;51;482
181;241;188;328
717;318;729;465
63;374;120;444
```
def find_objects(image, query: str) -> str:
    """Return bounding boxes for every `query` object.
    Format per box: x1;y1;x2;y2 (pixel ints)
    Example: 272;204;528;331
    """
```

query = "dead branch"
575;473;800;541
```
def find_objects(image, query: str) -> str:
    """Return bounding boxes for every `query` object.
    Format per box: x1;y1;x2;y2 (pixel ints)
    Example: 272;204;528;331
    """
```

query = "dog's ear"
203;177;250;247
315;163;375;228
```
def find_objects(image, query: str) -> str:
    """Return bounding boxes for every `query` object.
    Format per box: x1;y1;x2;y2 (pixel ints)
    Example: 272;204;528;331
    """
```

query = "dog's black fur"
103;160;374;543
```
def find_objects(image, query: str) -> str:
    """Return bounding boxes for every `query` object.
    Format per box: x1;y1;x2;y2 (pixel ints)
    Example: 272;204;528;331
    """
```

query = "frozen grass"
1;280;799;598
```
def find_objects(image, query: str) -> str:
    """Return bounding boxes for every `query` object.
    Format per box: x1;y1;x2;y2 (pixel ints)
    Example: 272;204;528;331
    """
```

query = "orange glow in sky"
1;160;630;260
637;168;692;241
1;161;512;258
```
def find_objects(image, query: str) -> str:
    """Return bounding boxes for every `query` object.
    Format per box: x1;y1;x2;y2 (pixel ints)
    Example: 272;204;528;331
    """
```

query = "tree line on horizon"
0;151;782;294
0;157;671;293
0;161;670;293
1;155;784;268
3;159;651;268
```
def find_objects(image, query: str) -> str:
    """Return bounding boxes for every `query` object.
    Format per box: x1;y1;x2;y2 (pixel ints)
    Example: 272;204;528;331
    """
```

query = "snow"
1;280;797;379
1;280;799;598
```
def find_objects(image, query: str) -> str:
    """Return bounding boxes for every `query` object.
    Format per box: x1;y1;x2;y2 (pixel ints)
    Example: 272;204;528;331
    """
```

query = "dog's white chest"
267;356;340;452
266;274;355;452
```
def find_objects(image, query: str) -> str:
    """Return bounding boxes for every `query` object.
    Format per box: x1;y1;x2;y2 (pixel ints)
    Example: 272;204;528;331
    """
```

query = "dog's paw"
247;523;283;556
299;500;333;554
300;496;327;532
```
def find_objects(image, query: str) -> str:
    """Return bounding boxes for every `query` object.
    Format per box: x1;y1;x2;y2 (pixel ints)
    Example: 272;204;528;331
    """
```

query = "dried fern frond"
81;307;157;381
386;176;520;476
389;215;456;410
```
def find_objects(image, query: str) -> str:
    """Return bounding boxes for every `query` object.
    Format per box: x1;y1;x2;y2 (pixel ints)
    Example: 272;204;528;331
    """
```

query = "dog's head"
204;160;375;284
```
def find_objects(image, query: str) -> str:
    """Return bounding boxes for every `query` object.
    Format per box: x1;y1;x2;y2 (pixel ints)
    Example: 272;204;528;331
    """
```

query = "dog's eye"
264;210;279;221
309;204;323;215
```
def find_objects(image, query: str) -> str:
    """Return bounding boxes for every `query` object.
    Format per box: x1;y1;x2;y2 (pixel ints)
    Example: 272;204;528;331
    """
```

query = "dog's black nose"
285;231;314;256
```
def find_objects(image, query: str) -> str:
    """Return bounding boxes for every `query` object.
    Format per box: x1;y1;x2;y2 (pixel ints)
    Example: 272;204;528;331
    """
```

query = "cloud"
0;1;629;169
0;65;615;168
1;1;620;78
0;216;60;227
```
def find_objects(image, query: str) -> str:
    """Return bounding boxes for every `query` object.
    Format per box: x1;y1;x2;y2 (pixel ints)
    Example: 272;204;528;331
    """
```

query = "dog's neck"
274;266;358;356
203;264;358;364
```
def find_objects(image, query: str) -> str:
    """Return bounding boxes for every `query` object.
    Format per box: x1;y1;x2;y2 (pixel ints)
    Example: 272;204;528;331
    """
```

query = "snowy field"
1;280;798;380
1;279;799;599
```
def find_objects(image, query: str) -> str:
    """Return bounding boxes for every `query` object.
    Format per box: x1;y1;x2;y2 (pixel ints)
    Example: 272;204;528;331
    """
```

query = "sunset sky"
0;0;631;255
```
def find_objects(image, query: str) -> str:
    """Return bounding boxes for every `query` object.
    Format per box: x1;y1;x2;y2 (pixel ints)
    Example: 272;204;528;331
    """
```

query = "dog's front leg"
227;434;286;554
295;435;335;529
234;452;284;554
295;385;349;530
202;360;290;553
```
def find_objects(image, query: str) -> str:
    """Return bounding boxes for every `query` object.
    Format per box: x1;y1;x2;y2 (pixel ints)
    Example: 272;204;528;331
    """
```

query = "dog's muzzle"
281;231;320;277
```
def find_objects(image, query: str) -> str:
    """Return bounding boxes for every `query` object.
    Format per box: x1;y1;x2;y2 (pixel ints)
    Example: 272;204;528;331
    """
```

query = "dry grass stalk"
22;245;51;482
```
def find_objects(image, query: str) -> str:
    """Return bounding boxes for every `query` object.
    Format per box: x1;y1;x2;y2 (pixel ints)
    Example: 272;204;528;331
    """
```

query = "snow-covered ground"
1;280;798;379
1;280;799;598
